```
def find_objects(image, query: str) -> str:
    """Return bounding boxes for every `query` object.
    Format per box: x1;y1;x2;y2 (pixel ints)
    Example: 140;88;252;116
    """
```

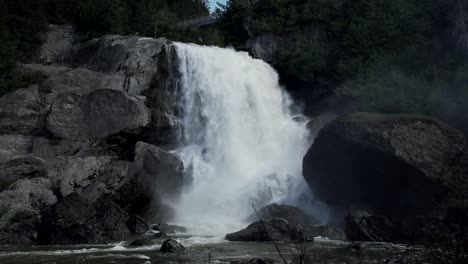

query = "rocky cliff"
0;26;183;245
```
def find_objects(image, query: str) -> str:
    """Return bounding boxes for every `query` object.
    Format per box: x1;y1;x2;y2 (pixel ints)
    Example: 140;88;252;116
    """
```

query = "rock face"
47;89;151;140
0;25;183;245
247;203;319;226
69;35;167;95
225;219;304;242
303;112;468;242
303;112;466;215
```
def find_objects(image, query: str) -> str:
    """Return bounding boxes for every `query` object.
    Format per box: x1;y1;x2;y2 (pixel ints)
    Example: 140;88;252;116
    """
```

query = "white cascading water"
172;43;311;238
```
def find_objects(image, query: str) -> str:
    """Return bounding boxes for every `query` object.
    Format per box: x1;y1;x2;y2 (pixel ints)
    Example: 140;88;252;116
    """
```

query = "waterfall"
172;43;311;237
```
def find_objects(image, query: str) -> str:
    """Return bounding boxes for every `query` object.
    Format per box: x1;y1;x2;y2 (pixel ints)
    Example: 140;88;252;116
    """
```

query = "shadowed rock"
303;112;466;216
160;239;185;253
0;156;47;191
225;219;304;242
0;86;45;135
247;203;319;226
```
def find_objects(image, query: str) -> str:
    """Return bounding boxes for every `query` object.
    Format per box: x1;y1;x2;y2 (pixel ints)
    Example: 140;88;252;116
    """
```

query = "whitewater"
172;43;312;237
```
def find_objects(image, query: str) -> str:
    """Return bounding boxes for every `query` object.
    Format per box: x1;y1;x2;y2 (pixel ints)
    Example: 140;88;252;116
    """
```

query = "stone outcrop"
68;35;167;95
225;219;304;242
303;112;466;215
0;25;183;245
303;112;468;243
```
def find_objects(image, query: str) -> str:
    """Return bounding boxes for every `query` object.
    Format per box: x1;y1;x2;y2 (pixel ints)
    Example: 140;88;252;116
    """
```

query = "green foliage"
276;43;327;82
214;0;250;47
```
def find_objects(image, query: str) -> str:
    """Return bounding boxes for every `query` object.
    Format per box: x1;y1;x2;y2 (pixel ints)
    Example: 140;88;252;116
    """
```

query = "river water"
0;237;413;264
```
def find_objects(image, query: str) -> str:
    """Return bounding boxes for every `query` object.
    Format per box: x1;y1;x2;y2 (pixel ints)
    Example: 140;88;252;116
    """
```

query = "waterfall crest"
172;43;311;236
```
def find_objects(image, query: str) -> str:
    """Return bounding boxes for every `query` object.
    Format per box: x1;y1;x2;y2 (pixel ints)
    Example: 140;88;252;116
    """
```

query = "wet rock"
225;219;304;242
345;211;395;242
0;156;47;191
47;89;151;140
303;225;346;241
0;86;45;135
160;239;185;253
127;215;149;235
134;142;184;197
247;203;319;226
303;112;466;216
128;236;156;247
240;258;273;264
153;223;187;234
142;45;180;147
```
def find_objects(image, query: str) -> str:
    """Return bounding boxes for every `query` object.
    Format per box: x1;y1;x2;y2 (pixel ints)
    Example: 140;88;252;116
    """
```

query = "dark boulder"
303;112;467;216
160;239;185;253
0;178;57;244
134;142;184;198
225;219;304;242
247;203;319;226
345;211;395;242
38;193;132;245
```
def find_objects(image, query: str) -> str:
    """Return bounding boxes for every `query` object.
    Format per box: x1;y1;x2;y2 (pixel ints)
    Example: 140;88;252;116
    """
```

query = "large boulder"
47;89;151;140
69;35;167;95
160;239;185;253
134;141;184;198
247;203;319;226
0;86;45;135
303;112;467;216
225;219;304;242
